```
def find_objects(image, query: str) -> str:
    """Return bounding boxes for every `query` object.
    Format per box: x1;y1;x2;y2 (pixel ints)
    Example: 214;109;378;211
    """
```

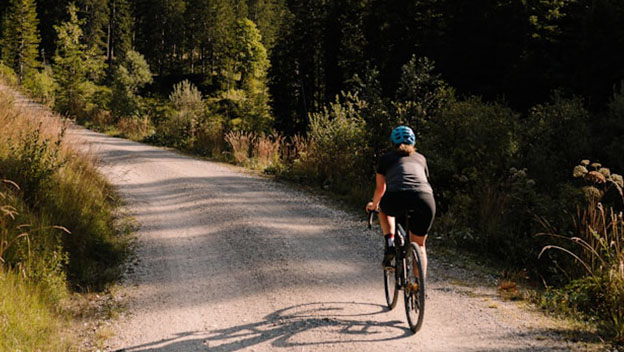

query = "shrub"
539;161;624;341
23;66;58;106
306;92;369;197
0;62;18;86
394;56;453;131
420;97;520;228
0;89;128;291
520;93;591;192
117;116;153;141
5;125;65;207
194;114;225;157
165;80;204;144
253;133;284;169
225;131;254;164
111;50;152;119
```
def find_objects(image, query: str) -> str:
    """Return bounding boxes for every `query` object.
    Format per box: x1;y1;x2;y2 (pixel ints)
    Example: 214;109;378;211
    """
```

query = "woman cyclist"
366;126;436;277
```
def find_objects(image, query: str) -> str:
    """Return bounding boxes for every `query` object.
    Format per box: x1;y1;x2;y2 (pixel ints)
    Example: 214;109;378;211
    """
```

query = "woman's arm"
367;173;387;211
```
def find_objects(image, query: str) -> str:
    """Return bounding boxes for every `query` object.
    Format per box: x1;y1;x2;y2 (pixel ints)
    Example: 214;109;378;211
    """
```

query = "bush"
520;93;591;192
0;89;128;291
420;97;520;227
225;131;253;164
111;50;152;119
306;92;369;197
253;133;284;169
194;114;225;157
163;80;204;145
0;62;18;86
117;116;153;141
23;66;58;106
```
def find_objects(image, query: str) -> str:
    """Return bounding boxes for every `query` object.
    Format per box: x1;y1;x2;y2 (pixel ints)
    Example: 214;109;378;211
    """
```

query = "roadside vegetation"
1;0;623;346
0;76;129;349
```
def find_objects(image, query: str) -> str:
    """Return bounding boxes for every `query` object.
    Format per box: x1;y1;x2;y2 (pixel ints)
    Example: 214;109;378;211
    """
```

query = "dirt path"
0;84;593;351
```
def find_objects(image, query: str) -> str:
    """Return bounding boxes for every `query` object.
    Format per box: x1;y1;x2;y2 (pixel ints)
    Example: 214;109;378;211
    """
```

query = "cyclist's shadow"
204;301;412;351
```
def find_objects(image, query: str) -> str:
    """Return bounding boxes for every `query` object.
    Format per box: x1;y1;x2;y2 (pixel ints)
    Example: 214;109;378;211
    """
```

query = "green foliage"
520;93;592;191
305;92;368;195
394;56;453;130
0;62;18;86
23;66;58;106
1;0;41;82
0;90;128;291
538;161;624;341
419;97;528;256
53;3;104;116
162;79;204;145
5;126;65;207
348;65;393;157
214;18;272;132
0;270;71;351
111;49;152;118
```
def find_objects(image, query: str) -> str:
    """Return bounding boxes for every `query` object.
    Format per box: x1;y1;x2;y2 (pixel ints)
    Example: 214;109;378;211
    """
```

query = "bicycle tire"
404;242;426;333
383;252;399;309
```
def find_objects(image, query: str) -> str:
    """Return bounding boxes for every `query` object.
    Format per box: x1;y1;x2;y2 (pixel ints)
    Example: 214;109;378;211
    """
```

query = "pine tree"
223;18;272;131
79;0;109;56
53;3;91;115
1;0;41;83
107;0;133;69
247;0;287;53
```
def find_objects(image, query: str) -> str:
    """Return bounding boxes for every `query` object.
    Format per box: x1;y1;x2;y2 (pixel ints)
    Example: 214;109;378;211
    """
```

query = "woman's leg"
378;210;395;238
410;233;428;279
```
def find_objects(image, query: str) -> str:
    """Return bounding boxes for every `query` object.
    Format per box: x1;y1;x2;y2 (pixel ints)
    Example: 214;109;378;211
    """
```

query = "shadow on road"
115;301;411;351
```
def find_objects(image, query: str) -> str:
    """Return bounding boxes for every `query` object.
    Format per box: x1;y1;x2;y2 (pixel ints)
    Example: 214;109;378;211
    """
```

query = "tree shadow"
115;301;412;352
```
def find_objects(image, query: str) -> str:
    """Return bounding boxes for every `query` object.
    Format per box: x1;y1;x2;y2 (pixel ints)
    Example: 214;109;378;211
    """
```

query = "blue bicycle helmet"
390;126;415;146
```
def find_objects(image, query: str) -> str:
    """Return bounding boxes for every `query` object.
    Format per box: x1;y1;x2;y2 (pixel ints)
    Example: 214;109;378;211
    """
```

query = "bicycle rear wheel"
404;242;426;333
383;252;399;309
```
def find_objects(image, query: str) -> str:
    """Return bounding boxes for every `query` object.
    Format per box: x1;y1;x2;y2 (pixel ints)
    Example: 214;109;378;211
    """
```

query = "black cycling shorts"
379;191;436;237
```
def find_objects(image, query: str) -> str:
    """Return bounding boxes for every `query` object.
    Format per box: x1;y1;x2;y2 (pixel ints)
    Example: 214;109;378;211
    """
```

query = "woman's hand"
366;202;377;213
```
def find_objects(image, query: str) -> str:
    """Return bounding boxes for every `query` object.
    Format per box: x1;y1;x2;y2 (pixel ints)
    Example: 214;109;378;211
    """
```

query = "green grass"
0;270;71;352
0;81;130;348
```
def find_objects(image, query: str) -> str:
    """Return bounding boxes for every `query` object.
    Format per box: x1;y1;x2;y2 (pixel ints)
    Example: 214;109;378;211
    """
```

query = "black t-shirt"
376;151;433;194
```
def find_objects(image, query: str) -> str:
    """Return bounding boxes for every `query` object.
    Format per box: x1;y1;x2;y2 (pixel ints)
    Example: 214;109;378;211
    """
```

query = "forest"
1;0;624;345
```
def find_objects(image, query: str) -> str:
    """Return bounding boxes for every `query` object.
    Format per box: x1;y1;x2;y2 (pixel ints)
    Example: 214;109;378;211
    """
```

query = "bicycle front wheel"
404;242;426;333
383;253;399;309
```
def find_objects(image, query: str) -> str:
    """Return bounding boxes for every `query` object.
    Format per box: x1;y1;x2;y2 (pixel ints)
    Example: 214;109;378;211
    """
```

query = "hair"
395;143;415;156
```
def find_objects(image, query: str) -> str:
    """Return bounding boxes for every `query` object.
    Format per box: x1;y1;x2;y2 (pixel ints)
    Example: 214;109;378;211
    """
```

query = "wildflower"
573;165;588;178
585;171;606;184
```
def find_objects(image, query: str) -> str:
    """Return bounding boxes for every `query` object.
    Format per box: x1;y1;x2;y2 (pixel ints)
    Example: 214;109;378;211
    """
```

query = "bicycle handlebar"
367;209;379;230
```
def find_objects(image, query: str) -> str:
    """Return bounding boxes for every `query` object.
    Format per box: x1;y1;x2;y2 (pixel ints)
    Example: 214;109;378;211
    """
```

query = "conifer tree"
1;0;41;83
53;3;91;114
79;0;108;56
108;0;133;69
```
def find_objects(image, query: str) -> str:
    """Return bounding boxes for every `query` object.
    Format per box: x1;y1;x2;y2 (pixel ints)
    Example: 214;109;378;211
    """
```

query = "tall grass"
0;90;128;290
539;161;624;342
253;133;283;169
0;270;71;352
225;131;253;165
0;87;129;348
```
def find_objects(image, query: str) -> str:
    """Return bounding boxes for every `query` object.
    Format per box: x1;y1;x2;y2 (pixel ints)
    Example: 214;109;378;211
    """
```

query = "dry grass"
225;131;253;164
117;116;153;141
253;133;284;168
0;87;129;349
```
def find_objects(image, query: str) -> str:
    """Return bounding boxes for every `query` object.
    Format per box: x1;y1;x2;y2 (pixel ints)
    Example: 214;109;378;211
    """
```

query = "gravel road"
65;128;595;352
0;84;593;351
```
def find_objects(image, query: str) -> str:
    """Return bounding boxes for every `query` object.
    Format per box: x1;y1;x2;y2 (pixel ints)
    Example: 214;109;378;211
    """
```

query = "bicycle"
368;209;426;333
